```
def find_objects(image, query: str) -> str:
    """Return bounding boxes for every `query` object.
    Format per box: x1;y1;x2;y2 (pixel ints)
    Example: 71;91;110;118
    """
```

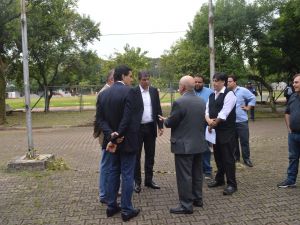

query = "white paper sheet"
205;127;216;144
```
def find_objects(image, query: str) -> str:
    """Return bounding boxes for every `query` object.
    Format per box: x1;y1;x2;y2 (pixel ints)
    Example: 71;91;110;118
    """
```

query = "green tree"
26;0;100;112
0;0;20;124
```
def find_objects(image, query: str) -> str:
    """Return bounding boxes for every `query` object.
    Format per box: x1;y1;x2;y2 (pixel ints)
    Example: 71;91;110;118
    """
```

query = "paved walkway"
0;118;299;225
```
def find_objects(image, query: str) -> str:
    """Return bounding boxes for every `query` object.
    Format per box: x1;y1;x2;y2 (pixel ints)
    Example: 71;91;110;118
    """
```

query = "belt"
140;122;154;127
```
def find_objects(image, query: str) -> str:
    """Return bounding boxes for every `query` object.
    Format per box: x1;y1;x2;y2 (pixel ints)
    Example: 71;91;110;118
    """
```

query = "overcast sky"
77;0;207;58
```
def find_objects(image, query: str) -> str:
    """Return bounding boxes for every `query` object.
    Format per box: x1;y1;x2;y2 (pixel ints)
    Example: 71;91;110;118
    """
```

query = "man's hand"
158;128;164;136
106;141;117;153
158;115;166;121
241;105;251;111
116;136;124;144
110;132;119;139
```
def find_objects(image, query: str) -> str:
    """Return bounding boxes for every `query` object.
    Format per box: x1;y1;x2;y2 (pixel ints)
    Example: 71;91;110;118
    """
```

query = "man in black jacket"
133;71;164;193
96;65;140;222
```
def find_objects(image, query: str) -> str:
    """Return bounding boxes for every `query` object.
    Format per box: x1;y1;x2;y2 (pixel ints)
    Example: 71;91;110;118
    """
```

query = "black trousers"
213;134;237;188
134;123;156;185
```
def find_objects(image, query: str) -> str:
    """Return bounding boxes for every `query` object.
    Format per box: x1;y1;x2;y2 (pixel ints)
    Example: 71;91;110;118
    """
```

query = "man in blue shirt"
228;75;256;167
278;74;300;188
194;75;213;179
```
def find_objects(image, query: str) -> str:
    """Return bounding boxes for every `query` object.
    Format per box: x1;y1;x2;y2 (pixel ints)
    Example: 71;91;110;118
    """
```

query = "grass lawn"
1;104;284;129
6;92;180;109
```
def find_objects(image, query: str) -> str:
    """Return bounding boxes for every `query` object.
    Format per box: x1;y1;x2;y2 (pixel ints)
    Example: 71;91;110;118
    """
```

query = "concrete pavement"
0;118;299;225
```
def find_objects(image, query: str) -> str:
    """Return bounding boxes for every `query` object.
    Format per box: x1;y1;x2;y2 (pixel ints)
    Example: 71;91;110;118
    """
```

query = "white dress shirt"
205;86;237;120
140;85;153;124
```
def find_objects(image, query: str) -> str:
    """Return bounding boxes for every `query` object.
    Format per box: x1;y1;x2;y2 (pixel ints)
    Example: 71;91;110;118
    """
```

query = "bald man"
159;76;207;214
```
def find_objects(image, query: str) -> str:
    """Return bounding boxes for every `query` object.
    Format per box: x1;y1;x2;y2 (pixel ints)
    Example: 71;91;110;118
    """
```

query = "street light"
20;0;34;158
208;0;215;87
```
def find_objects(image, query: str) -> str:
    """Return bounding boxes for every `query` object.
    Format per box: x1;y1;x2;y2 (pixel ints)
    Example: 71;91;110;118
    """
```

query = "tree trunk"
44;86;53;112
268;89;277;113
0;58;7;125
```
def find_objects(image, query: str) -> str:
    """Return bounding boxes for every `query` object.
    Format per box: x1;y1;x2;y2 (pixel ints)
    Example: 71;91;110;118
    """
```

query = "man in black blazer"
159;75;207;214
133;71;164;193
96;65;140;222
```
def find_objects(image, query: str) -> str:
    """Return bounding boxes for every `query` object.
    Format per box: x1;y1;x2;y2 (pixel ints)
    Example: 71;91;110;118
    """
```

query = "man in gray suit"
159;75;207;214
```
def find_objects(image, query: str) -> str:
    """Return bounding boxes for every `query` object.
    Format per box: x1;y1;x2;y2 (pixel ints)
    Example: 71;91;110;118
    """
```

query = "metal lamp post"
208;0;215;87
20;0;34;158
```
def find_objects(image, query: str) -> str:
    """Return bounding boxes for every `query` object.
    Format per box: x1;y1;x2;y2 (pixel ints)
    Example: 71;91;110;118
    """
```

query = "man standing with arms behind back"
194;75;213;179
133;71;164;193
159;75;207;214
97;65;140;222
278;74;300;188
227;74;256;167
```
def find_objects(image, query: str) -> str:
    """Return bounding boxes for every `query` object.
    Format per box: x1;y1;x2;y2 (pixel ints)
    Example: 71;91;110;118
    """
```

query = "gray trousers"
174;153;203;211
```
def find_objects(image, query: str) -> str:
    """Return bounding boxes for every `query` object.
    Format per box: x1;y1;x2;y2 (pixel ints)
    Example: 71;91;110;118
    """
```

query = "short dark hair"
228;74;237;82
138;71;150;80
213;72;228;86
114;65;132;81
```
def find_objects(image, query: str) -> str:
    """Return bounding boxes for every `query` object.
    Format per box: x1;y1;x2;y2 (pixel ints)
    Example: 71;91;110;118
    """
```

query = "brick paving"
0;118;300;225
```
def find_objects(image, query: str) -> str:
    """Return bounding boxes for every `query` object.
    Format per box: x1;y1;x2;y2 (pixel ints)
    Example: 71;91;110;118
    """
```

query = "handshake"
106;132;124;153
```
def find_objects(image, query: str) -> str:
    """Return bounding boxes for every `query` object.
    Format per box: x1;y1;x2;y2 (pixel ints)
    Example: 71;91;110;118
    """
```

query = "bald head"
179;75;195;95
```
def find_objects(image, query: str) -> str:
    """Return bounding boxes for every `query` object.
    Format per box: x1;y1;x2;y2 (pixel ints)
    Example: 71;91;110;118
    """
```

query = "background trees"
1;0;299;123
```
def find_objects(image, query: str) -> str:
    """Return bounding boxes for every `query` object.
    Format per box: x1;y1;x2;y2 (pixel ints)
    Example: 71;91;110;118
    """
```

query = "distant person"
277;74;300;188
94;69;114;204
246;82;257;121
97;65;140;222
194;75;213;179
206;72;237;195
159;75;207;214
227;75;256;167
133;71;164;193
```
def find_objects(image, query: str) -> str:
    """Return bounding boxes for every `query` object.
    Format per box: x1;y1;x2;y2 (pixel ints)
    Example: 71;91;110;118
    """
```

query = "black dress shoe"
193;200;203;207
145;181;160;189
106;205;121;217
134;184;141;193
121;208;140;222
244;159;253;167
207;180;225;188
223;185;237;195
170;206;193;214
99;198;107;204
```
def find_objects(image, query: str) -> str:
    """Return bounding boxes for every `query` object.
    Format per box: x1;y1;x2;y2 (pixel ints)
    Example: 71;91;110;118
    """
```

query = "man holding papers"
205;72;237;195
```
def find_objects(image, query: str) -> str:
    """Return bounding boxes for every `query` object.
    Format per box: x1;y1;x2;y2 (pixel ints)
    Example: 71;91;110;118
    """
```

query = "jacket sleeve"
164;101;183;129
117;88;134;136
155;88;164;129
96;92;113;137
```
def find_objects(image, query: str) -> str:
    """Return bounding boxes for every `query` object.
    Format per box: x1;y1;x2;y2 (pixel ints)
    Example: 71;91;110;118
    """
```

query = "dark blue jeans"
287;132;300;183
234;121;250;161
99;149;110;201
106;151;136;215
202;142;212;175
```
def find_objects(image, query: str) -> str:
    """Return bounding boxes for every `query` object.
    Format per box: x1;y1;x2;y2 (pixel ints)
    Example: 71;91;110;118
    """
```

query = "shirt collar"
139;85;149;92
117;81;125;85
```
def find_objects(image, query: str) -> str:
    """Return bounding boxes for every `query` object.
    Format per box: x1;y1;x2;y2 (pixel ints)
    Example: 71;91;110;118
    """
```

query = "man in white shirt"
205;72;237;195
133;71;164;193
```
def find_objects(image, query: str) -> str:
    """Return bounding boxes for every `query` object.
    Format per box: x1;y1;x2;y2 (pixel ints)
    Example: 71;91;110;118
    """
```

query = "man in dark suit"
96;65;140;222
133;71;164;193
205;72;237;195
159;75;207;214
